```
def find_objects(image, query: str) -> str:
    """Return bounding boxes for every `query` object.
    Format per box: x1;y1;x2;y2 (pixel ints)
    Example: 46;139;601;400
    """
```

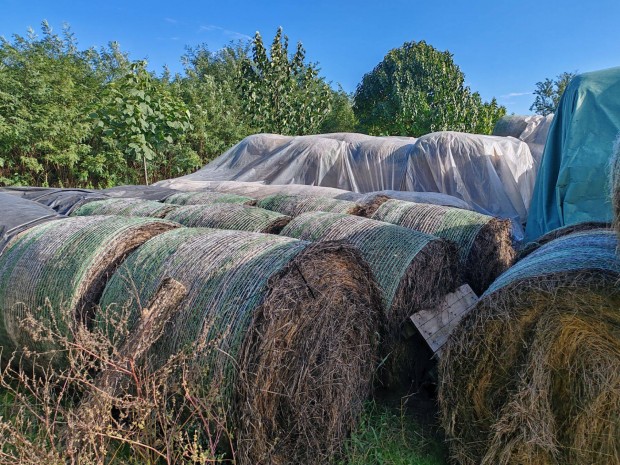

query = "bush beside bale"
439;230;620;465
98;228;382;465
163;191;257;206
0;216;179;359
164;204;292;234
280;211;461;386
71;198;178;219
371;199;515;295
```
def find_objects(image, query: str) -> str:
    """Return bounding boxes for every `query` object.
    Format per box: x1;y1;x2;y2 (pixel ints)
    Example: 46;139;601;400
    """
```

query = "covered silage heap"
525;66;620;241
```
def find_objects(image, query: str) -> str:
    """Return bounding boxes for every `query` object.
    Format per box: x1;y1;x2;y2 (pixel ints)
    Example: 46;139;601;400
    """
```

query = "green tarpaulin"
525;66;620;241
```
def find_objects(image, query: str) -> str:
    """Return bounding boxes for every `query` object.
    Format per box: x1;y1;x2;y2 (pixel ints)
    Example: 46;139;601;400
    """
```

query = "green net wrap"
163;191;257;206
71;198;178;219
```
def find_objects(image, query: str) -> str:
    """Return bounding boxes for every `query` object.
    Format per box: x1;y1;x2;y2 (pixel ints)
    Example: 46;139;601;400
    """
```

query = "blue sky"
2;0;619;114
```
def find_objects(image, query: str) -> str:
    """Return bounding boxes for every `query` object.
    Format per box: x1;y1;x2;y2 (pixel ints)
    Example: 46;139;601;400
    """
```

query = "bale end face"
236;241;383;465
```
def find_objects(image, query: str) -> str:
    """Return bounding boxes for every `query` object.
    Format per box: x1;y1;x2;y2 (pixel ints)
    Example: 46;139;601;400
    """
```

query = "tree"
91;61;193;185
353;40;505;137
320;86;358;133
238;28;332;135
530;71;577;116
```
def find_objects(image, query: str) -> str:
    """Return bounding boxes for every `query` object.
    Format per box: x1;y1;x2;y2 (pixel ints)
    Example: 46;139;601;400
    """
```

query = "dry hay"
164;204;292;234
163;190;257;206
371;199;515;295
257;193;364;217
439;230;620;465
280;211;461;387
71;198;178;219
98;228;382;465
0;215;178;360
518;221;611;260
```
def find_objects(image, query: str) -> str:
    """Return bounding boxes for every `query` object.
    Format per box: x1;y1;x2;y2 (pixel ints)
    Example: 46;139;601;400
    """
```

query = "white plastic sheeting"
156;132;535;225
493;114;553;166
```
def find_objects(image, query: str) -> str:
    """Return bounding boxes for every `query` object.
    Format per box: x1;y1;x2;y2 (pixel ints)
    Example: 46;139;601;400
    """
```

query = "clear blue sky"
2;0;619;114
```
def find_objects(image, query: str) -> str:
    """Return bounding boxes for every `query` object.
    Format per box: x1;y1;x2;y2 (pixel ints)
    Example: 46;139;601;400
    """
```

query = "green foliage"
340;401;447;465
91;61;194;185
320;85;358;133
353;40;505;137
239;28;332;135
530;71;577;116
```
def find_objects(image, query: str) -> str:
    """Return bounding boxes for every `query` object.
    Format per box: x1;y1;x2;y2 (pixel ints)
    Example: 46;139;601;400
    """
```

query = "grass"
340;399;448;465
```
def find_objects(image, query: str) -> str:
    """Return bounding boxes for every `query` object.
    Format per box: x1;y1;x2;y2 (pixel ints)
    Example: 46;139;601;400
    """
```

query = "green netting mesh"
163;204;291;233
257;193;361;217
163;191;257;206
71;198;178;218
0;215;178;358
440;230;620;465
372;199;515;294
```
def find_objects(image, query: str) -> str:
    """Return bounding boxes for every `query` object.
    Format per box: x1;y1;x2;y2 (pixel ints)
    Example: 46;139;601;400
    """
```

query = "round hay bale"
257;193;364;217
518;221;611;260
280;211;461;386
71;198;178;219
371;199;515;295
163;191;257;206
98;228;382;465
164;204;291;234
0;215;179;359
439;230;620;465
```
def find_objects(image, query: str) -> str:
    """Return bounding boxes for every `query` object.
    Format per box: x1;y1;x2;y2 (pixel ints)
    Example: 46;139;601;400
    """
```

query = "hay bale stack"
371;199;515;295
280;211;460;385
0;216;178;359
439;230;620;465
518;221;611;260
164;204;291;234
163;191;257;206
71;198;178;219
257;193;364;216
98;228;382;465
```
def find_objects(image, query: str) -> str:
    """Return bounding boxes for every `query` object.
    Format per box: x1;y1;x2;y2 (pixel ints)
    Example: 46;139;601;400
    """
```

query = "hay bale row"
0;216;179;359
164;204;291;234
99;228;382;465
280;211;461;386
72;198;178;219
163;190;257;206
257;193;365;217
371;199;515;295
518;221;611;260
439;230;620;465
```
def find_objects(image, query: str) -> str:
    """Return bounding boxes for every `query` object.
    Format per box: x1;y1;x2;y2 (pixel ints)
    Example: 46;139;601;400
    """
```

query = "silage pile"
163;190;257;206
98;227;382;465
71;198;178;219
0;215;178;359
440;229;620;465
280;211;460;386
371;199;515;295
164;204;292;234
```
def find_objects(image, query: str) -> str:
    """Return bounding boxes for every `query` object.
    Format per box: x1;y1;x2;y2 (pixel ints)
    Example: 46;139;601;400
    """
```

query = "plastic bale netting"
518;221;612;260
0;193;65;254
164;204;292;234
371;199;515;296
97;227;382;465
354;190;473;210
257;193;364;217
439;230;620;465
163;190;257;206
280;211;461;387
71;198;179;219
0;215;179;361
